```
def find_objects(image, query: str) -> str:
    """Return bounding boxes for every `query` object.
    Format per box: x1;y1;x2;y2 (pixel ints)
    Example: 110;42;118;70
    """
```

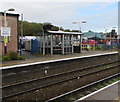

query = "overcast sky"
1;0;119;33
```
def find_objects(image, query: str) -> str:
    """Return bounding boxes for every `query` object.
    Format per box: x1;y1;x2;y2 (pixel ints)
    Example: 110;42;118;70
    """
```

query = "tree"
8;8;15;11
59;27;64;31
51;26;59;31
19;21;74;36
43;22;53;31
71;30;79;32
19;21;43;36
64;29;71;32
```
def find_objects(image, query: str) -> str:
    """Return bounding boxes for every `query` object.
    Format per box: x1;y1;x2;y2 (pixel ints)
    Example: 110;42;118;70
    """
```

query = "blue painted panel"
31;39;39;54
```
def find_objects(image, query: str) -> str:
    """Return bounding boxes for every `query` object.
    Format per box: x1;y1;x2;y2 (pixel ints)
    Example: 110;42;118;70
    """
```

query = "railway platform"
2;50;118;67
77;81;120;102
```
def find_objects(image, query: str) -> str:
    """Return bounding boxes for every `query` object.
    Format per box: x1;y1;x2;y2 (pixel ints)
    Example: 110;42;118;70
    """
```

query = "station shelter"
36;31;83;55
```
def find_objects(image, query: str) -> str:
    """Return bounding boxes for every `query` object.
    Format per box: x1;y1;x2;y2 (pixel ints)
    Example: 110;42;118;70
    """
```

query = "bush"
0;54;2;61
9;52;18;60
18;56;25;60
2;52;25;61
95;47;102;50
2;55;11;61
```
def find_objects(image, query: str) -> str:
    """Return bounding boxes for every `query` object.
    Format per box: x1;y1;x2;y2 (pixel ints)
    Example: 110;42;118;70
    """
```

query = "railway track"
2;58;119;86
2;52;118;85
47;73;120;102
2;60;119;100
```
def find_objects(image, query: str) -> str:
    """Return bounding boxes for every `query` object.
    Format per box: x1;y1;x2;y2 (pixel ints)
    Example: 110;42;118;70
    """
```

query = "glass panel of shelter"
64;34;72;54
37;34;49;54
53;34;62;54
73;35;80;53
37;33;81;55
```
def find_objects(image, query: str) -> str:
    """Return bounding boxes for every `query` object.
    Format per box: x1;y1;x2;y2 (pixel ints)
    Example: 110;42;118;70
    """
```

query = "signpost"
1;27;11;54
1;27;11;36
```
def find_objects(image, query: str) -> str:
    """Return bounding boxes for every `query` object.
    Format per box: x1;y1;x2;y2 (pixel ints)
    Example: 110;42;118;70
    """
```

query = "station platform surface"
1;50;118;67
78;81;120;102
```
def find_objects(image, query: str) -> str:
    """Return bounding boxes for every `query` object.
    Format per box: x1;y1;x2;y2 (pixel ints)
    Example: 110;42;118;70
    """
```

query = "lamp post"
3;10;9;55
73;21;86;52
73;21;86;33
3;10;7;55
3;9;15;55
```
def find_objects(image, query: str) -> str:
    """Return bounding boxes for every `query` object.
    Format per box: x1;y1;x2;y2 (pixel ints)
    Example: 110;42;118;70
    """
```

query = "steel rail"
46;73;120;102
2;60;119;88
2;63;119;100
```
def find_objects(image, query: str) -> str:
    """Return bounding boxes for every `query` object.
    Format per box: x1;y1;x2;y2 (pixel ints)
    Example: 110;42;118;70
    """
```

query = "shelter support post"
71;35;74;53
51;34;53;55
43;31;45;55
80;35;82;52
62;34;64;55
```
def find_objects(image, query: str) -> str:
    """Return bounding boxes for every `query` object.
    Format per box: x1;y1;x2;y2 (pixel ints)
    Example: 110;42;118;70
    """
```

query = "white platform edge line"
75;80;120;102
1;52;118;70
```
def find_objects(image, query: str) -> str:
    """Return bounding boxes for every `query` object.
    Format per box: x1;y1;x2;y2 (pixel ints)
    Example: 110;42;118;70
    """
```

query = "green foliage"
19;21;79;36
51;26;59;31
0;54;2;61
91;47;95;50
95;47;102;50
2;52;25;61
64;29;71;32
43;22;53;31
59;27;64;31
22;21;43;36
17;56;25;60
9;52;18;60
8;8;15;11
2;55;11;61
71;30;79;32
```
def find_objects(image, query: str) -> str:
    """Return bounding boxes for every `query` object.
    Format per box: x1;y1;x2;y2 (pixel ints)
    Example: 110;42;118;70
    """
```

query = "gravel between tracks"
3;54;118;85
6;66;118;101
2;53;119;101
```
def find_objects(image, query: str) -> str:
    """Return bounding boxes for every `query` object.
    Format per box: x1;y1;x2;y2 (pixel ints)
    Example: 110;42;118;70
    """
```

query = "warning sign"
1;27;11;36
4;37;8;43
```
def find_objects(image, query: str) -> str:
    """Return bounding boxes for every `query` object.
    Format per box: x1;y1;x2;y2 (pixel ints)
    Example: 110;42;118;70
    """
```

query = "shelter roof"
48;31;83;35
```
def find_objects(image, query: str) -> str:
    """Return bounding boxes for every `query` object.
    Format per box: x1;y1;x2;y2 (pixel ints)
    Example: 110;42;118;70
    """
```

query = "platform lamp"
3;9;15;55
73;21;86;52
73;21;86;33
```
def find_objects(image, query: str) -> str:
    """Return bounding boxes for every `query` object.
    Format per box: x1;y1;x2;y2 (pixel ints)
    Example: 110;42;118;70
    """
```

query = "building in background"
0;11;19;55
82;31;106;42
106;29;117;42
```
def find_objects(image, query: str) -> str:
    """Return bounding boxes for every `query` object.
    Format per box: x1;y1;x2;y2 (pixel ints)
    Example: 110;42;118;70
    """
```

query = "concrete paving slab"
2;51;117;67
84;82;119;101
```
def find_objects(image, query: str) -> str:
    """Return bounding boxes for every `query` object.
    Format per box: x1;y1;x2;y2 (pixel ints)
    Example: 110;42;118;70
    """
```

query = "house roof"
83;31;106;39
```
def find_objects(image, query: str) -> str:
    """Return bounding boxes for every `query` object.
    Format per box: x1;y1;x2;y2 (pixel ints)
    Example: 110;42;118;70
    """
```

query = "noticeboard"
1;27;11;36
